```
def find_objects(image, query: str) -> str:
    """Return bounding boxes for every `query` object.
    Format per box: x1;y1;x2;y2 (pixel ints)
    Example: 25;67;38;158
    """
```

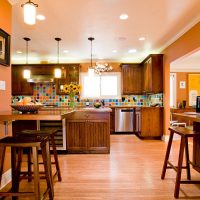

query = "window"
80;72;121;98
170;73;176;107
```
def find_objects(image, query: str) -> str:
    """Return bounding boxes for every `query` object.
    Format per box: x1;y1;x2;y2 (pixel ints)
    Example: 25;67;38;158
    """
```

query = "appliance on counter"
115;108;134;132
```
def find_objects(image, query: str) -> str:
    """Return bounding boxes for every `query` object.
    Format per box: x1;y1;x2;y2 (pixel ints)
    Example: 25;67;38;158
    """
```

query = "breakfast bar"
0;107;111;154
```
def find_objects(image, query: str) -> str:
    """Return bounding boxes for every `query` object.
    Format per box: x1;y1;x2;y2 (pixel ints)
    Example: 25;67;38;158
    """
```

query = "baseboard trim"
162;134;181;142
0;169;11;189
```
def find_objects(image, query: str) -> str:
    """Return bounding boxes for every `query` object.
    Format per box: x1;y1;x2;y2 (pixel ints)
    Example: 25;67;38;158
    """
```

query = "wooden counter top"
173;112;200;123
0;107;112;121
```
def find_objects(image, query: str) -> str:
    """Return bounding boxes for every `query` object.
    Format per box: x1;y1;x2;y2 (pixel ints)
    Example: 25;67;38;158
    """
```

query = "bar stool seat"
17;129;62;182
0;136;53;200
161;126;200;198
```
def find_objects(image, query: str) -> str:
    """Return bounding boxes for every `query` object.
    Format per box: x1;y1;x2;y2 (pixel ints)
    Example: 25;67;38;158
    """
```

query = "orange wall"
0;0;12;172
162;22;200;135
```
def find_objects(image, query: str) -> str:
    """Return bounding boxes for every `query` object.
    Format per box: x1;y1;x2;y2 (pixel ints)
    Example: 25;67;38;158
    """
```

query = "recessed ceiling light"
36;14;46;21
139;37;145;41
63;50;69;53
16;50;22;54
128;49;137;53
112;50;117;53
120;14;128;20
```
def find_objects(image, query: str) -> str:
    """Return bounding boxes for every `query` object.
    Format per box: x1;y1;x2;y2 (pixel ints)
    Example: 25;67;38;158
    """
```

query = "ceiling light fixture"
88;37;95;77
23;37;31;79
128;49;137;53
139;37;145;41
36;14;45;21
120;14;128;20
21;0;38;25
54;38;62;78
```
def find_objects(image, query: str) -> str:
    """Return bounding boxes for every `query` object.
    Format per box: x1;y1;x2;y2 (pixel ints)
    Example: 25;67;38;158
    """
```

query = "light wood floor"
3;135;200;199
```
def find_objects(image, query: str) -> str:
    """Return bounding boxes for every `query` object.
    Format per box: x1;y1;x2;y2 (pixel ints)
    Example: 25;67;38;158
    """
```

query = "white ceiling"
10;0;200;64
171;50;200;72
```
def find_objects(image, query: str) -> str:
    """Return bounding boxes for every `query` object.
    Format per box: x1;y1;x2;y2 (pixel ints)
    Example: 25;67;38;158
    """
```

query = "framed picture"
0;28;10;66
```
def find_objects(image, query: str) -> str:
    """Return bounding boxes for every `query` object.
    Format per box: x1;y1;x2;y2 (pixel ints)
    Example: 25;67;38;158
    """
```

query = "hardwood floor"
2;135;200;199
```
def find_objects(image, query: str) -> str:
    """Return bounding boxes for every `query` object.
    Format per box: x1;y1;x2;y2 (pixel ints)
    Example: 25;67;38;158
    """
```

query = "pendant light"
88;37;95;77
21;0;38;25
23;37;31;79
54;38;62;78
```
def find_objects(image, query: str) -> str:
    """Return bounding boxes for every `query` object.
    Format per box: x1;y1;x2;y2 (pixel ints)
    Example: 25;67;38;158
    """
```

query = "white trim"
162;134;181;142
0;169;11;189
170;73;176;108
171;67;200;72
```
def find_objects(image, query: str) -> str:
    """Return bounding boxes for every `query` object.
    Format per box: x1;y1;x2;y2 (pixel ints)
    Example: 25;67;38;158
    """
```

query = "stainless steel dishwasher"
115;108;134;132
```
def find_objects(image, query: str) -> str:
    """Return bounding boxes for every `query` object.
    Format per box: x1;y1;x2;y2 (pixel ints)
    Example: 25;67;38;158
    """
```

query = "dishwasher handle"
121;109;134;112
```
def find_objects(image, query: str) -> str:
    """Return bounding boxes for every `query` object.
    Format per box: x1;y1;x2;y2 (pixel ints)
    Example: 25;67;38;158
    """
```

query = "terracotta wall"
0;0;12;173
162;22;200;135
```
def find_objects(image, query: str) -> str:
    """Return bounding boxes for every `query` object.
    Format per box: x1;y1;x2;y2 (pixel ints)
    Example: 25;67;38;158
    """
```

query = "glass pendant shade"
54;68;62;78
23;69;31;79
88;68;94;77
23;2;36;25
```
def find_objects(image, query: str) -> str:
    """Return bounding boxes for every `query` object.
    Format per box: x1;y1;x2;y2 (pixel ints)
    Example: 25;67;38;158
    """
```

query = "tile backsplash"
12;83;163;107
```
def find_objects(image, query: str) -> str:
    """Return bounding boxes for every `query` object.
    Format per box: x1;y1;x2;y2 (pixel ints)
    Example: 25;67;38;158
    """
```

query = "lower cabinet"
66;112;110;153
137;107;163;138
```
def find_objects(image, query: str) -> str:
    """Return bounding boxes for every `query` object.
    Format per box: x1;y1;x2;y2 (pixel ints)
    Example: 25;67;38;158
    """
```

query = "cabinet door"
66;120;87;152
12;66;34;95
140;108;163;137
121;64;142;94
87;120;110;153
66;65;79;84
143;58;152;93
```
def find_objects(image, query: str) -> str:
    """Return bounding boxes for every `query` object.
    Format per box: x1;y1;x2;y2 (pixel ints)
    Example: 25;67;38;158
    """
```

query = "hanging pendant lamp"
88;37;95;77
23;37;31;79
54;38;62;78
21;0;38;25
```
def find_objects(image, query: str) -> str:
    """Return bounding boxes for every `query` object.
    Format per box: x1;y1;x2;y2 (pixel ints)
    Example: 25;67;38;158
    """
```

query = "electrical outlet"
0;81;5;90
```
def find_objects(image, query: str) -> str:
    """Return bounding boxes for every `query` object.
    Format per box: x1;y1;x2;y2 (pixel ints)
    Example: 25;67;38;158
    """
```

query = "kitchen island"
0;107;111;154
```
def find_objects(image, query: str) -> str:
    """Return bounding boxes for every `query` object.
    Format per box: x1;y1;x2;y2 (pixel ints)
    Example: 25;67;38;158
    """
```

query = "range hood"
27;75;54;83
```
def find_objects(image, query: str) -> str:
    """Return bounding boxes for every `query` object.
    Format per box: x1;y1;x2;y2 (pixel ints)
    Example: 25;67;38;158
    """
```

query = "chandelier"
95;62;113;75
88;37;112;76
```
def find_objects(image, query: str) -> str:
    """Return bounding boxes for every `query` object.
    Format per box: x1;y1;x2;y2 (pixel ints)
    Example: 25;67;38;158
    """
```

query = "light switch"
0;81;6;90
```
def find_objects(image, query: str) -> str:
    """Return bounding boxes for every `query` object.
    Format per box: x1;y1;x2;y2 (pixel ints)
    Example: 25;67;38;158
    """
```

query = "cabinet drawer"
66;111;109;120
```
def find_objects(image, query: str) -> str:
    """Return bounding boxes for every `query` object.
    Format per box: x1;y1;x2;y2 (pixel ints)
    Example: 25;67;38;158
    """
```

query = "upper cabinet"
142;54;163;93
12;65;34;96
121;63;143;94
12;64;80;96
55;64;80;95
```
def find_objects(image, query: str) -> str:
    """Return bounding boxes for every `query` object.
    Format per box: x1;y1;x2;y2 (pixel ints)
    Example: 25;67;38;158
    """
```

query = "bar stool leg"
32;146;40;200
185;137;191;180
41;141;54;200
0;146;6;186
50;135;62;181
161;130;174;179
174;136;185;198
27;148;32;182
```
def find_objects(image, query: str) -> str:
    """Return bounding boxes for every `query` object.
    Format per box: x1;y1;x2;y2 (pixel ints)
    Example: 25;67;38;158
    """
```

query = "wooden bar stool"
161;126;200;198
17;129;62;182
0;136;53;200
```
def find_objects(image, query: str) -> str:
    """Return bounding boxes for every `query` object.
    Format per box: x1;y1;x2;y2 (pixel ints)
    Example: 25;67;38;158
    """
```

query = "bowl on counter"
93;102;101;109
11;105;42;113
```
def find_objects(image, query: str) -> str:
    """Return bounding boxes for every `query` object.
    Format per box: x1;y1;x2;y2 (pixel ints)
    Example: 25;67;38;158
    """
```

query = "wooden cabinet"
12;64;80;95
12;65;34;95
66;111;110;153
110;108;115;133
55;64;80;95
121;64;142;94
137;107;163;138
142;54;163;93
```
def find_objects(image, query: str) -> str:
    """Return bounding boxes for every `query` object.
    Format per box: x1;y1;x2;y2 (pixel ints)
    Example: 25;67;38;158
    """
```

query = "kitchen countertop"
0;107;112;121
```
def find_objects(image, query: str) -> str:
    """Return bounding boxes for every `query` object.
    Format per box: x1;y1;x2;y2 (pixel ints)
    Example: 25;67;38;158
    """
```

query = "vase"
69;95;75;109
